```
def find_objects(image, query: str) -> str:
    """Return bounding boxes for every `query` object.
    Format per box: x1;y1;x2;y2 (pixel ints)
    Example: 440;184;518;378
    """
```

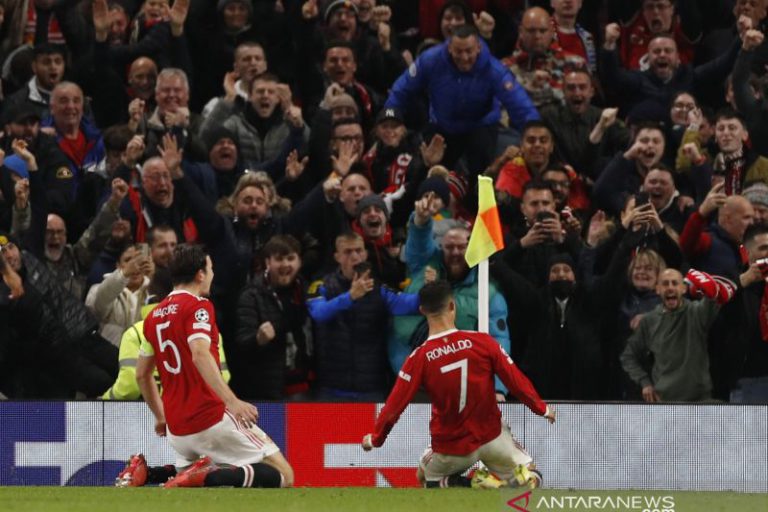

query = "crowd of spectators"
0;0;767;404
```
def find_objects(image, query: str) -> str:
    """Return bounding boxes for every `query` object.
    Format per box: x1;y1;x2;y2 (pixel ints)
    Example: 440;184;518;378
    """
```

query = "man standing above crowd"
386;25;539;174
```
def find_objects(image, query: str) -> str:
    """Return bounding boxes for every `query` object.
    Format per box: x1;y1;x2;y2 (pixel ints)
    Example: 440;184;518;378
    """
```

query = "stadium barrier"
0;401;765;491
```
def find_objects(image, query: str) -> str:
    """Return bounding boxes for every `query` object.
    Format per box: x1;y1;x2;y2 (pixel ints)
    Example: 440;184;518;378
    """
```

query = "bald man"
128;57;159;102
505;7;587;107
681;186;754;281
621;268;722;402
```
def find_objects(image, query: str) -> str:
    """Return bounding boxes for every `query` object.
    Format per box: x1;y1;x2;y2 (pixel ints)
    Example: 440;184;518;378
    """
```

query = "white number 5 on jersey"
156;321;182;374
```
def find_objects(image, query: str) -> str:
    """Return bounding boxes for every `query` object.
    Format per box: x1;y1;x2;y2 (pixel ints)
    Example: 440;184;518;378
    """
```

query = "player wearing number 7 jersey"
136;244;293;488
362;280;556;489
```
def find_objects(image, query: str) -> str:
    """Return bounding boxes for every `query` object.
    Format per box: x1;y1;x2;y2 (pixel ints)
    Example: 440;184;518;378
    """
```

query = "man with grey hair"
120;138;198;244
42;81;107;236
744;182;768;226
140;68;207;161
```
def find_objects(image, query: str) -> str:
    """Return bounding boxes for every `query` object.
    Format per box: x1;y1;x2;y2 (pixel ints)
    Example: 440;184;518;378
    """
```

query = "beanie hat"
326;93;359;114
217;0;253;16
446;171;468;201
355;194;389;219
325;0;358;23
417;176;451;207
744;182;768;207
548;253;575;272
4;155;29;180
205;126;241;154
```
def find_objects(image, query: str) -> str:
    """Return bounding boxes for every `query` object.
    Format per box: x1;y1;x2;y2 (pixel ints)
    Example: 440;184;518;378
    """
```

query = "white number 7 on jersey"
440;358;468;413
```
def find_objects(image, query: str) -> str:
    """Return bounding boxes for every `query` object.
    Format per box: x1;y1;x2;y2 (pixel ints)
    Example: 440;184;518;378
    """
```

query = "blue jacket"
389;214;512;393
385;40;539;134
308;272;420;393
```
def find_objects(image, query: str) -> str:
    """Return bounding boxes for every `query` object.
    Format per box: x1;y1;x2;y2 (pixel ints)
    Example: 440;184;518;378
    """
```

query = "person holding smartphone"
307;231;420;401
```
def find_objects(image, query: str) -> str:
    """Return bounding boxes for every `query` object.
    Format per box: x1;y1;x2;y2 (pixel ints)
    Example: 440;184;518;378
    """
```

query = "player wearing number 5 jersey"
362;280;556;489
134;244;293;489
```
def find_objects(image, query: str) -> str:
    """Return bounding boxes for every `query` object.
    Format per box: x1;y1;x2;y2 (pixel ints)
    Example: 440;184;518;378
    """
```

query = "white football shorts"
168;411;280;468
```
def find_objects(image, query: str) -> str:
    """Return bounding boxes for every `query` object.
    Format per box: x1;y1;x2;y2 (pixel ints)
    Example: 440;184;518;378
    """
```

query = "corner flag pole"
464;176;504;334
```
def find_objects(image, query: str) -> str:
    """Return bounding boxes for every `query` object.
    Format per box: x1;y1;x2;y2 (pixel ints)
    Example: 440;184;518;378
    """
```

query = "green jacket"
388;215;512;393
620;298;720;402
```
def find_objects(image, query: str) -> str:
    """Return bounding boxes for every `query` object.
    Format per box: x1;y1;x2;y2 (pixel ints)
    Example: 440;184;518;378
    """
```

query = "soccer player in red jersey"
362;280;556;489
132;244;293;488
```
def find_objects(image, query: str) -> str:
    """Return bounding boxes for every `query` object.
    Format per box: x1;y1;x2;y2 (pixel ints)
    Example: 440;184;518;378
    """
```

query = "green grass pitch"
1;488;767;512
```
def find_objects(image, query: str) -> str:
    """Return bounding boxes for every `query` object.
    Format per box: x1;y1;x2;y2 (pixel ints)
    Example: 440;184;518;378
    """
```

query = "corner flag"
465;176;504;267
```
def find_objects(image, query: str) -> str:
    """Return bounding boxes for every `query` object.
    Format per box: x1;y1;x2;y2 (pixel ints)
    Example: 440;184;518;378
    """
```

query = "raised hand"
350;269;374;300
301;0;319;20
377;22;392;51
168;0;189;36
323;175;342;202
128;98;146;131
586;210;607;247
604;23;621;48
158;133;183;178
698;182;727;217
420;134;446;167
331;140;358;177
11;139;37;171
92;0;110;41
473;11;495;39
284;105;304;129
414;191;442;225
108;178;129;209
14;178;29;210
285;150;309;181
742;28;764;51
599;107;618;128
122;135;145;167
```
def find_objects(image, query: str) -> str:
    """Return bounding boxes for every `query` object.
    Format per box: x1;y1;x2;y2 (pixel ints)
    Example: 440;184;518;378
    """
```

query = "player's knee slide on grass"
203;463;282;488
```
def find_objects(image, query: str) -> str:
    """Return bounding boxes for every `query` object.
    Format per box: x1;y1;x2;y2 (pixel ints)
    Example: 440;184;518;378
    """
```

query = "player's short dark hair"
169;244;208;286
419;280;454;315
744;224;768;245
263;234;301;258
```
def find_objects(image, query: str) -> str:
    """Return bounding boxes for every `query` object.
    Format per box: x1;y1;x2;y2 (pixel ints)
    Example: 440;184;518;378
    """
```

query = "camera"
635;192;650;207
535;210;557;223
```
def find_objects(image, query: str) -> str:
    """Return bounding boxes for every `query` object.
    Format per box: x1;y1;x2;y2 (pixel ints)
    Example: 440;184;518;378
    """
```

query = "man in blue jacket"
385;25;539;175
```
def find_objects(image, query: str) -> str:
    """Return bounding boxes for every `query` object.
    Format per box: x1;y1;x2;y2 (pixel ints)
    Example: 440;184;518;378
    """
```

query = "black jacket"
492;231;635;399
233;274;312;399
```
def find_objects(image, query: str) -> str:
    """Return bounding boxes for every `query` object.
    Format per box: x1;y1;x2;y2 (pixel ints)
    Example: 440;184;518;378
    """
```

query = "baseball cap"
376;107;405;125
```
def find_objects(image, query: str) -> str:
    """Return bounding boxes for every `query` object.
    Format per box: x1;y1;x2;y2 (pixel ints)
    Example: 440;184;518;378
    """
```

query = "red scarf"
351;82;373;118
362;145;413;194
127;188;199;243
59;131;93;168
495;156;531;198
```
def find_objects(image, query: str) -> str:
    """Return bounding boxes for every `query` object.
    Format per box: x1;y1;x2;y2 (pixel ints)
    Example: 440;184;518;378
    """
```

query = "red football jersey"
143;290;226;436
372;329;547;455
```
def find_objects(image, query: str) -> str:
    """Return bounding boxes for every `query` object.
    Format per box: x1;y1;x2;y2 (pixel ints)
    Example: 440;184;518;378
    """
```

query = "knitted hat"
217;0;253;16
325;0;358;23
4;155;29;180
417;176;451;207
548;253;575;272
355;194;389;219
446;171;468;201
744;182;768;207
327;93;359;114
205;126;241;154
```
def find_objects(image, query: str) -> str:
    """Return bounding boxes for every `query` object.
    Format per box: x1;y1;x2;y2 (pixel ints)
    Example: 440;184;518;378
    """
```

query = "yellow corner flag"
465;176;505;268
